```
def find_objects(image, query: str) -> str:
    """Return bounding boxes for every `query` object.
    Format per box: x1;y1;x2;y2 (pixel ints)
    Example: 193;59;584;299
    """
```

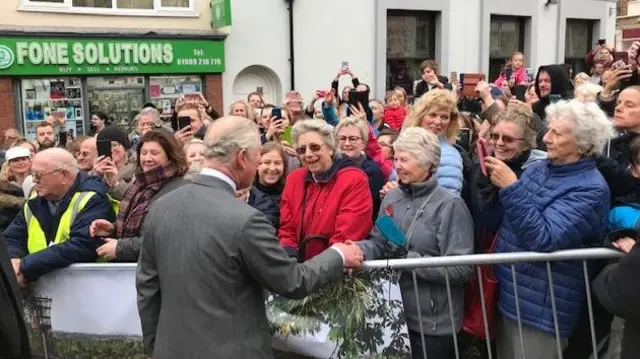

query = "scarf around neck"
116;163;179;238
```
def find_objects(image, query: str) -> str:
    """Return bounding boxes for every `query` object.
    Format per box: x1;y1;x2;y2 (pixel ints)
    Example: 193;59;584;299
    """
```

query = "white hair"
37;148;79;175
393;127;441;173
545;99;615;156
137;107;162;126
334;117;370;145
574;83;603;103
204;116;260;164
292;119;337;153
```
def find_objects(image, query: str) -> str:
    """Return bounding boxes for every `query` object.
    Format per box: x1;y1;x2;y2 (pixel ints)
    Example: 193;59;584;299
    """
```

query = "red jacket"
278;157;373;261
383;106;407;131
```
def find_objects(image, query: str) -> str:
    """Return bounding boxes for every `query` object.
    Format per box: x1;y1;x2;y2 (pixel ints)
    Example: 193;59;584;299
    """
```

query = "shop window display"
88;76;145;133
21;78;85;141
150;76;203;121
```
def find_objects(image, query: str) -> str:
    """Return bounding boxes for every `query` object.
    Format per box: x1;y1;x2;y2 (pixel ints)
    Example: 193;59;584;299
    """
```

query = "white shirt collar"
199;167;237;192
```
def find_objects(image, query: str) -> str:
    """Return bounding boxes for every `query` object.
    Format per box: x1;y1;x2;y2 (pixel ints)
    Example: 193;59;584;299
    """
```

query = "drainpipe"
285;0;295;91
479;0;485;72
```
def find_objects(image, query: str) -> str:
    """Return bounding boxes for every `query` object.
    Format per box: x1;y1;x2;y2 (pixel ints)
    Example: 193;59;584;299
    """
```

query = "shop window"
565;19;594;76
149;76;203;120
87;77;145;133
386;10;437;95
20;78;85;141
22;0;194;14
489;16;526;83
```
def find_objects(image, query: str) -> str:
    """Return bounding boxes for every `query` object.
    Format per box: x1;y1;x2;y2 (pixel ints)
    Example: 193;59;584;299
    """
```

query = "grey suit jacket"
136;174;344;359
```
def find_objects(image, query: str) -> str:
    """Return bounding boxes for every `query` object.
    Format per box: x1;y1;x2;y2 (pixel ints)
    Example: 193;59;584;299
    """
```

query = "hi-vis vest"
25;191;96;254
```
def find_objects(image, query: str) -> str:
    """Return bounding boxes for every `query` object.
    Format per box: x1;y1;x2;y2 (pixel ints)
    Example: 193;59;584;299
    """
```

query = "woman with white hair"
279;119;373;261
358;127;474;359
574;82;603;103
478;99;614;358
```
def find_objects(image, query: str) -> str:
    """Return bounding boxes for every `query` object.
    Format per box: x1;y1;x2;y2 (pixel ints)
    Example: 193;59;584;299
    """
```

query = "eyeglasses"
111;142;123;149
489;133;524;145
378;141;392;148
295;143;324;155
338;136;362;143
32;169;62;183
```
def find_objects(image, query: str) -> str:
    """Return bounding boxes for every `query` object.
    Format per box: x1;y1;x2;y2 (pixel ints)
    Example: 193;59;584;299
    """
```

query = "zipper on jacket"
430;297;437;331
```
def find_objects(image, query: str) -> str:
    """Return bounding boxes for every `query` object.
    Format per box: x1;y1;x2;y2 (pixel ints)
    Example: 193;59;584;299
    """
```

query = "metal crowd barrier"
362;248;624;359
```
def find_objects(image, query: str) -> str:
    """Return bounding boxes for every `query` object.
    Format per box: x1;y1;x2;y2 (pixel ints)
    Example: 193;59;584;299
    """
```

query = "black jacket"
594;132;640;205
414;76;450;100
0;234;31;359
248;182;283;229
593;244;640;359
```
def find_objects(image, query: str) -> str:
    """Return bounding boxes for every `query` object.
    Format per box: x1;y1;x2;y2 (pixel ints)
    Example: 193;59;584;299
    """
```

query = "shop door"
88;88;144;134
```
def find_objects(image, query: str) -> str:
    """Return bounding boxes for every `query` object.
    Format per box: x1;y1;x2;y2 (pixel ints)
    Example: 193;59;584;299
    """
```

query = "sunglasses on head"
489;133;523;144
295;143;323;155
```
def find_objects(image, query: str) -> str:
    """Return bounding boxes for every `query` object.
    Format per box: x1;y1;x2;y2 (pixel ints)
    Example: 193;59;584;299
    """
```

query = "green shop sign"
0;37;225;76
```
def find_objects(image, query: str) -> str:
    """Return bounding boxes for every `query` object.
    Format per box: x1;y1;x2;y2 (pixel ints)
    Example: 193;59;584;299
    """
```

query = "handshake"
332;240;365;269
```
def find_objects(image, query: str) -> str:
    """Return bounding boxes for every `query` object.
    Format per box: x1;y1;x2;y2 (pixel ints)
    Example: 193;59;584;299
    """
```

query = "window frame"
20;0;196;17
385;9;438;93
564;19;594;76
488;15;526;83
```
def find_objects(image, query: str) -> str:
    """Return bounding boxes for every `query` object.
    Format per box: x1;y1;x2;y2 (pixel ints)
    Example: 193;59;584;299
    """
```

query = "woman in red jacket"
279;119;373;261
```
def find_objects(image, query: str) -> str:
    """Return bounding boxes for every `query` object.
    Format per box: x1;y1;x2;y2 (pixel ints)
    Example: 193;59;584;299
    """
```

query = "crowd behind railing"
2;39;640;359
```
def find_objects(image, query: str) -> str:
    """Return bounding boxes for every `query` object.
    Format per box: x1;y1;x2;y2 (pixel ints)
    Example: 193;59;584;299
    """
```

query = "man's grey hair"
292;119;337;153
204;116;260;164
37;148;80;175
137;107;162;126
393;127;441;173
545;99;615;156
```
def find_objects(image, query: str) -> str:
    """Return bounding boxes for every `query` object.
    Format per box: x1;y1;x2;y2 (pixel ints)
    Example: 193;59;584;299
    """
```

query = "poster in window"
49;80;65;99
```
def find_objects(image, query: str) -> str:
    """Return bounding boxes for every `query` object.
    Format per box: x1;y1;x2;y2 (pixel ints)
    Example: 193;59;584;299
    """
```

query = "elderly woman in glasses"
358;127;474;359
478;100;614;359
279;119;373;261
334;117;385;219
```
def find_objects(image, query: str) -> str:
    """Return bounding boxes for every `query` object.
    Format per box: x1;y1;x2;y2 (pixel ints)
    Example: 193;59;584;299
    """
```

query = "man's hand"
380;181;399;198
96;239;118;260
174;125;193;146
333;240;364;269
475;81;492;102
90;219;115;238
11;259;25;287
613;237;636;254
235;188;250;202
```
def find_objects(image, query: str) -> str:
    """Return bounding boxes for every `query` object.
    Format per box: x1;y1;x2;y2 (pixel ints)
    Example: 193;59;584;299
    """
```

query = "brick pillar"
204;74;224;118
0;77;16;137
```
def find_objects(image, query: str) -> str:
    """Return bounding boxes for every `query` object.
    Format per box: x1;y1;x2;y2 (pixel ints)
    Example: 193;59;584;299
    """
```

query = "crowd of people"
2;39;640;359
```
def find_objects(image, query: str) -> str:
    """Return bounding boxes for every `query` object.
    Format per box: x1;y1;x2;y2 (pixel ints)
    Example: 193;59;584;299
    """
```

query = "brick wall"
0;78;15;137
204;74;224;118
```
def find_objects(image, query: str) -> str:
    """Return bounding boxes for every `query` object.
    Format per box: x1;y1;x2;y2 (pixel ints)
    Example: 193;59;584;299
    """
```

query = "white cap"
6;147;31;162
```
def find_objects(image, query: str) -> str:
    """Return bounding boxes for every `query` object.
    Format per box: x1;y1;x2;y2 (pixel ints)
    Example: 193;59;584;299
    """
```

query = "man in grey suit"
136;116;364;359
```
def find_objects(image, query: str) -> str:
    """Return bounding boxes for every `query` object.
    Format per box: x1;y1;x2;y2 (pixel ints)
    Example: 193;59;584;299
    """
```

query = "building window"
22;0;193;15
565;19;594;76
489;16;526;83
386;10;437;95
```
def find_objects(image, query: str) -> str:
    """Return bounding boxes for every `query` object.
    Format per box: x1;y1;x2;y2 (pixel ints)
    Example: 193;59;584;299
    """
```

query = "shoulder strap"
404;188;438;247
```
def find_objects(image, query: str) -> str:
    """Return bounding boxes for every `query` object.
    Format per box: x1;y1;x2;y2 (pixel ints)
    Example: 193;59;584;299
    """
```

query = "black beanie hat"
97;125;130;150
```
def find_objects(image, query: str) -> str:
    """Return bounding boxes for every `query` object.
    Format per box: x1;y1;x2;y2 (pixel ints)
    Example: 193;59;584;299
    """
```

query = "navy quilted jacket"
480;159;610;338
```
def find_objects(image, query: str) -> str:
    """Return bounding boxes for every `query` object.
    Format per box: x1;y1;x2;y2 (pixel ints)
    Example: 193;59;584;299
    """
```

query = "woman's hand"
174;125;193;146
349;103;367;122
380;181;399;197
235;188;250;202
485;156;518;188
94;156;119;188
323;89;336;106
613;237;636;254
96;238;118;260
266;117;285;141
90;219;115;238
603;65;634;97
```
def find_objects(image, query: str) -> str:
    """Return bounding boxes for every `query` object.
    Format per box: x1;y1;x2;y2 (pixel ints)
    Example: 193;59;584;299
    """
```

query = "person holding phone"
92;126;136;200
174;102;208;145
259;105;300;174
89;130;188;262
331;65;361;104
414;60;450;100
358;127;474;359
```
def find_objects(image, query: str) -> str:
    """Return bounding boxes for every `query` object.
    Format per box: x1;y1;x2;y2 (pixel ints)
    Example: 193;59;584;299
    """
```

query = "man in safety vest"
3;148;116;286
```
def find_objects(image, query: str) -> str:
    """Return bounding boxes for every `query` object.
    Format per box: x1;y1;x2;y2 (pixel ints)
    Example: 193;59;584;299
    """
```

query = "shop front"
0;36;225;140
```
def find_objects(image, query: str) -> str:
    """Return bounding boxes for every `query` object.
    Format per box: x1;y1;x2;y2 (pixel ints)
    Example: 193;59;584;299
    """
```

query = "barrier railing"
362;248;623;359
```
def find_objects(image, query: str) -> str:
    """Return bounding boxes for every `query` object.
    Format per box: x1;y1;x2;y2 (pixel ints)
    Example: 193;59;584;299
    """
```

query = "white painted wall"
223;0;617;108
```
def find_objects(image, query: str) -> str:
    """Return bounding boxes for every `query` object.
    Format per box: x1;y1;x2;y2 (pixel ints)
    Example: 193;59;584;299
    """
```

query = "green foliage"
267;269;411;359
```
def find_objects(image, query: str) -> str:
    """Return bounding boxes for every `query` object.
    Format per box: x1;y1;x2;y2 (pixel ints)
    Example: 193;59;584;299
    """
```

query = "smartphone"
598;39;606;46
505;68;514;80
456;128;472;153
178;116;191;130
549;94;562;104
476;138;490;177
450;71;458;82
52;110;65;118
341;61;349;71
514;85;528;102
183;93;201;102
375;215;406;248
272;107;282;120
97;139;112;158
614;51;629;64
348;90;369;109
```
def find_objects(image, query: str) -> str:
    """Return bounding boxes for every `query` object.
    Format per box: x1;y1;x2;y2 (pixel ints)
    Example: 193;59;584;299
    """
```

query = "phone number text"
177;58;222;66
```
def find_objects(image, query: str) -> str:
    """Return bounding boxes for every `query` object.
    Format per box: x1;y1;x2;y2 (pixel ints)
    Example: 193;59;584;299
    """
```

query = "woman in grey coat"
358;127;474;359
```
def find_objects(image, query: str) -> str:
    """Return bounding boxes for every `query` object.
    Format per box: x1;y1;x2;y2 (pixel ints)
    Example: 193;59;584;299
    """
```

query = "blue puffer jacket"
480;159;610;338
436;137;463;196
4;172;116;281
